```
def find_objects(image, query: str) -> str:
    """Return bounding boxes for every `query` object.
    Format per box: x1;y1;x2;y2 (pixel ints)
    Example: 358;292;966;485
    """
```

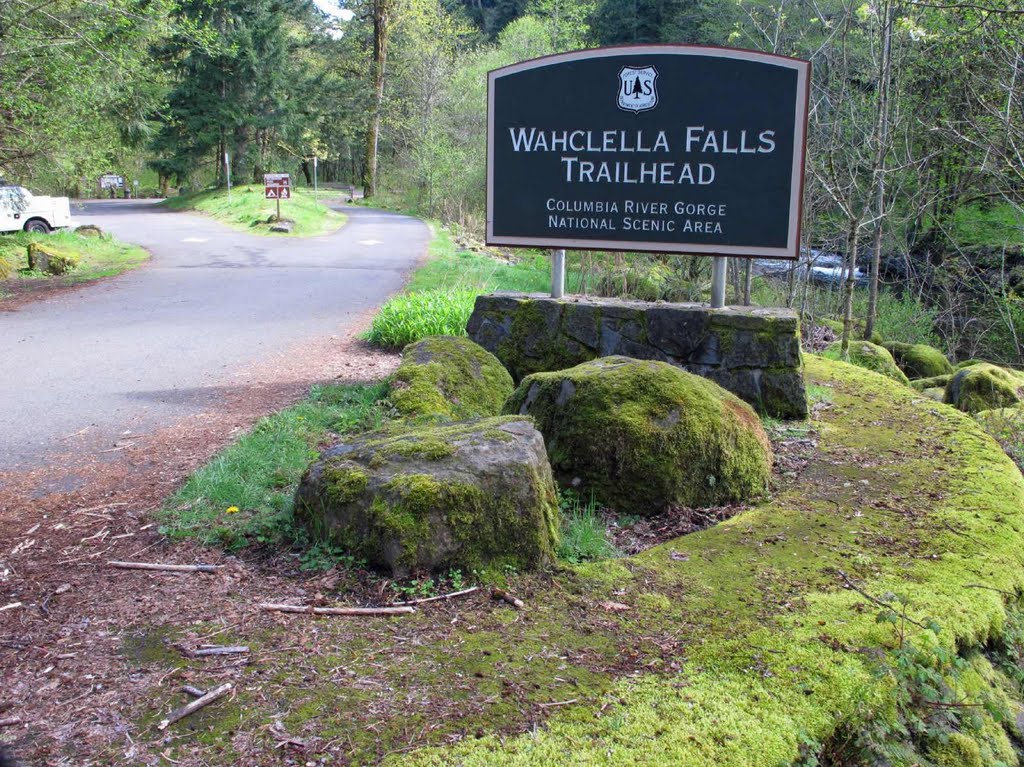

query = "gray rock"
294;417;559;577
269;220;293;233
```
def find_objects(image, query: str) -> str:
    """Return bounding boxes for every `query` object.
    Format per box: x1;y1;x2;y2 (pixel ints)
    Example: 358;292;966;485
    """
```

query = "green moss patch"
944;362;1024;414
884;340;954;379
391;336;514;421
825;339;910;384
505;356;772;516
141;356;1024;766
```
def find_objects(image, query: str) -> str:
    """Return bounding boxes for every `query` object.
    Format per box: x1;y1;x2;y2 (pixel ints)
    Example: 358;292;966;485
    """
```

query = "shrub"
557;491;618;564
365;289;477;348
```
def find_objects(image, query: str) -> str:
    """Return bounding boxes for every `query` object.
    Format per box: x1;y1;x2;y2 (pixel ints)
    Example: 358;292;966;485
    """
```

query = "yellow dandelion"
226;506;240;514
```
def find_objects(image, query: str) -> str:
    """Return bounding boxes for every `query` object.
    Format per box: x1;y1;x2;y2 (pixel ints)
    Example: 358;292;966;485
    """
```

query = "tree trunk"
742;259;752;305
363;0;391;199
841;218;861;359
865;0;895;339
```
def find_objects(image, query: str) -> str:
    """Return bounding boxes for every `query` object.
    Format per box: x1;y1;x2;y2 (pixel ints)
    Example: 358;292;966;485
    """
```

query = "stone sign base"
467;293;807;419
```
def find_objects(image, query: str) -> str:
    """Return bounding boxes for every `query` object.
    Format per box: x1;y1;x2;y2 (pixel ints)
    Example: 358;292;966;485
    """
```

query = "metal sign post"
313;156;319;201
225;152;232;200
711;256;728;308
551;249;566;298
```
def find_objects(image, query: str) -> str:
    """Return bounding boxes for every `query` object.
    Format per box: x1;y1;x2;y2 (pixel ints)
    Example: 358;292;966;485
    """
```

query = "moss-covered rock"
294;417;558;577
911;374;953;391
390;336;514;421
816;317;882;345
504;356;772;516
957;358;989;370
883;341;953;379
921;386;946;402
27;242;78;275
826;340;910;385
924;732;983;767
944;363;1024;414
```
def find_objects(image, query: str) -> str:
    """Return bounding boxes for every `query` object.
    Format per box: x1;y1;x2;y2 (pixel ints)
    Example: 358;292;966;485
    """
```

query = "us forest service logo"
617;66;658;113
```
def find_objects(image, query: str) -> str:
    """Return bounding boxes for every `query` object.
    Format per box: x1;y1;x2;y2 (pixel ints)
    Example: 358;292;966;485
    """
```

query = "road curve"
0;200;428;470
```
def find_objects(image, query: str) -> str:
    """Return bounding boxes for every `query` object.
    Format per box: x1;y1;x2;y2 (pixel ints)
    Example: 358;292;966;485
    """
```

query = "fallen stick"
0;602;23;613
193;646;249;657
394;586;480;606
259;603;414;616
181;685;207;698
0;717;22;728
491;589;526;610
538;699;578;709
108;561;220;573
157;683;232;730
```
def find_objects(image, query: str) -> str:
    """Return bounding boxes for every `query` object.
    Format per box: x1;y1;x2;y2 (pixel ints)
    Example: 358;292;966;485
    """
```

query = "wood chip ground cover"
3;354;1024;765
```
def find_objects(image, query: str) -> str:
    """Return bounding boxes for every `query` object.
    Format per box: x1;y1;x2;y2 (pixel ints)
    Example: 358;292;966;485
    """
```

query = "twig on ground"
157;683;233;730
0;717;22;728
181;685;207;698
491;589;526;610
0;602;23;613
393;586;479;606
259;603;415;616
835;569;927;629
108;561;220;573
192;646;249;657
538;699;578;709
964;583;1018;597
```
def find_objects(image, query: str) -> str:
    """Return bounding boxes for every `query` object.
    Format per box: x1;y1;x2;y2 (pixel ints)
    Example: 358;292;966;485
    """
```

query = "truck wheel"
24;219;51;234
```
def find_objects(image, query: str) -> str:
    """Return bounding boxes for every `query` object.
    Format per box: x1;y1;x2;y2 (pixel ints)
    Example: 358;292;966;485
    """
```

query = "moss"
497;298;595;381
394;355;1024;767
825;340;911;385
505;356;772;515
957;358;989;369
944;362;1024;414
884;341;954;379
322;461;369;505
922;386;946;402
975;406;1024;440
390;336;514;421
924;732;984;767
912;373;953;391
27;241;79;275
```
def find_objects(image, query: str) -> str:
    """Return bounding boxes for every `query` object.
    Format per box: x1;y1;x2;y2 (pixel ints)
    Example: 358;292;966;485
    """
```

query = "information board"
487;46;810;259
264;173;291;200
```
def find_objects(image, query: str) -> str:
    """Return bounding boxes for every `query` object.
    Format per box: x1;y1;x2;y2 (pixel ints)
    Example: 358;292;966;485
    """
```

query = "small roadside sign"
264;173;291;200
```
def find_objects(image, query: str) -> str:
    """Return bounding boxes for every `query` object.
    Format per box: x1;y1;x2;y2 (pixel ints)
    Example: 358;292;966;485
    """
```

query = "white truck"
0;181;73;234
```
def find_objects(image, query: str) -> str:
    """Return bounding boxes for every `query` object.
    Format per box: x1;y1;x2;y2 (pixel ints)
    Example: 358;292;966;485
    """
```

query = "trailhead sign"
487;46;810;259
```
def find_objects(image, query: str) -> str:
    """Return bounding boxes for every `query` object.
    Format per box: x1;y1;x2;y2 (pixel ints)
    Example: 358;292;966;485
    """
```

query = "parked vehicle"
0;184;73;234
755;248;868;287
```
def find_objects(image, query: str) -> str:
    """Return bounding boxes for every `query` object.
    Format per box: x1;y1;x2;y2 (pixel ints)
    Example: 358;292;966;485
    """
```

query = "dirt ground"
0;317;404;765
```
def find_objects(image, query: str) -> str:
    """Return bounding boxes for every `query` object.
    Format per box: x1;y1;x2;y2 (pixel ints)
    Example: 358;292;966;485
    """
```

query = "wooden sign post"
263;173;291;221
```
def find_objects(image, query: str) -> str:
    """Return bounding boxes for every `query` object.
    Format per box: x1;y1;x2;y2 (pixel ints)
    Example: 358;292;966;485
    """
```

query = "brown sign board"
264;173;291;200
486;46;811;259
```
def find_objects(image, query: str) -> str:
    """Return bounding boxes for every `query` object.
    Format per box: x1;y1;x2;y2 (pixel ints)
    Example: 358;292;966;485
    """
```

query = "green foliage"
824;340;911;385
158;381;392;549
0;230;148;292
556;490;619;564
161;185;344;237
366;290;477;348
390;336;514;420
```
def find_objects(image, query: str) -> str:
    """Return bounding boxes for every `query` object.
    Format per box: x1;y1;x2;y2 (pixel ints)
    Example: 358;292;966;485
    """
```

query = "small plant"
365;289;477;348
299;540;357;571
557;490;619;564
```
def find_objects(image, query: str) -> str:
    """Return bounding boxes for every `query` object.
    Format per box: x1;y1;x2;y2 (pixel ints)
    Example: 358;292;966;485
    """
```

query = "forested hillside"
1;0;1023;360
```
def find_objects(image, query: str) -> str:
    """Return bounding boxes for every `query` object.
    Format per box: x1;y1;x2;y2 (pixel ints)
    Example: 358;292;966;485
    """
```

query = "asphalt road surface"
0;200;428;471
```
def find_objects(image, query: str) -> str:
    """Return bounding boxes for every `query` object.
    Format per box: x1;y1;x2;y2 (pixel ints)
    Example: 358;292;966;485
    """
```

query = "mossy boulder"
921;386;946;402
504;356;772;516
924;732;983;767
883;341;953;379
27;242;78;275
390;336;514;421
294;417;558;577
826;340;910;385
911;373;953;391
943;363;1024;414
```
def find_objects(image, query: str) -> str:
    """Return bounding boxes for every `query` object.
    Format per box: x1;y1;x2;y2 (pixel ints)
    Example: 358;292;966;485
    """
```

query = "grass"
0;229;148;294
365;225;556;348
946;202;1024;248
158;381;392;551
557;490;619;564
162;184;346;237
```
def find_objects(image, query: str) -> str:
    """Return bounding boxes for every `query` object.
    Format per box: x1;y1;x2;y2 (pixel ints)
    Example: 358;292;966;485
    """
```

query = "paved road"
0;200;428;471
